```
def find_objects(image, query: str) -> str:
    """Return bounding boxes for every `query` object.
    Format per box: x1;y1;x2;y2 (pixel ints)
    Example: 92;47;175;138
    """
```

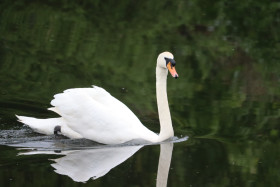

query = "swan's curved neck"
156;67;174;142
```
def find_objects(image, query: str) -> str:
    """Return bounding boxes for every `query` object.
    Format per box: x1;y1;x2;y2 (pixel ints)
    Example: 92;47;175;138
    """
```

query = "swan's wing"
51;86;142;124
50;86;155;144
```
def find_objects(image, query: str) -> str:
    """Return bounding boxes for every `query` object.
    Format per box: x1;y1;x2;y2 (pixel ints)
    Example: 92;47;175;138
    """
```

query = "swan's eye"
164;57;176;67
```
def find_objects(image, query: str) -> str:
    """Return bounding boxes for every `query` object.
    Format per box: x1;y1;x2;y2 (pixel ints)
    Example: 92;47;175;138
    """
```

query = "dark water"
1;1;280;186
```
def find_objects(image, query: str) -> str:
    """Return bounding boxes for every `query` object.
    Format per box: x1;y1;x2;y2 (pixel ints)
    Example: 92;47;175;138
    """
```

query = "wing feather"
49;86;152;144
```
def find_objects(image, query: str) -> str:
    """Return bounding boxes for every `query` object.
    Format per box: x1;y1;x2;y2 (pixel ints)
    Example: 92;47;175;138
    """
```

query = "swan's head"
157;52;179;79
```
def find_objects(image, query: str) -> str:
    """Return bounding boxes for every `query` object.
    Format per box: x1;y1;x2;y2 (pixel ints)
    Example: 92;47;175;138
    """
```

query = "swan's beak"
167;62;179;79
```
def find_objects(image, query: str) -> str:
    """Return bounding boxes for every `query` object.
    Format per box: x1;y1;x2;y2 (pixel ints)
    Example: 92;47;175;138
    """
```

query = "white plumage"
16;52;179;144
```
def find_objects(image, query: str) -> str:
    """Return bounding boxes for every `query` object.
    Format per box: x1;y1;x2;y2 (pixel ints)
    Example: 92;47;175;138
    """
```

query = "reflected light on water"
20;146;143;182
18;141;176;185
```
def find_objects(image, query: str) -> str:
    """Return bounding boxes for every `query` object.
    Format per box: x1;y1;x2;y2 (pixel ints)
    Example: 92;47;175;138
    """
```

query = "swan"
16;51;179;144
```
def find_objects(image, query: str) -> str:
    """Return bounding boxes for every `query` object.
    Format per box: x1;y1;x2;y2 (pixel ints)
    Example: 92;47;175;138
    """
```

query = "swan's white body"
16;52;178;144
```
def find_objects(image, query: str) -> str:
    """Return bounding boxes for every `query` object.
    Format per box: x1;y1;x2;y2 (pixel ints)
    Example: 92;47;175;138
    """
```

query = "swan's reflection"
157;143;173;187
52;146;144;182
21;145;143;182
20;143;174;185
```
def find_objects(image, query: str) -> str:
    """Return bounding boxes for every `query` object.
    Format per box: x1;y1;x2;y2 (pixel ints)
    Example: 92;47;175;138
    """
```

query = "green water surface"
0;0;280;186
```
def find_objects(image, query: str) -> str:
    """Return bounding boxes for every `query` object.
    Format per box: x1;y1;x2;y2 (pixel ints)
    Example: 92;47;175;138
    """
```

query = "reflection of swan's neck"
156;67;174;142
156;143;173;187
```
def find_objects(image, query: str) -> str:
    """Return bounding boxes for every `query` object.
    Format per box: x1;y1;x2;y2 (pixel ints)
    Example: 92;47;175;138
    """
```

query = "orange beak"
167;62;179;79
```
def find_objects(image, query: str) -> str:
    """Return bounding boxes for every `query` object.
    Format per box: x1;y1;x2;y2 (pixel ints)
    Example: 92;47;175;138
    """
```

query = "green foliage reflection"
0;0;280;186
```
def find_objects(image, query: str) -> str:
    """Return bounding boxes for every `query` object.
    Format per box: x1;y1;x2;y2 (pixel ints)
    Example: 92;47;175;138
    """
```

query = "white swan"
16;52;179;144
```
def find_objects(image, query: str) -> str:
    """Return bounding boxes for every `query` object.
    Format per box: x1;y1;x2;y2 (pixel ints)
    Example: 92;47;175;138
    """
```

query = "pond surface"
1;1;280;186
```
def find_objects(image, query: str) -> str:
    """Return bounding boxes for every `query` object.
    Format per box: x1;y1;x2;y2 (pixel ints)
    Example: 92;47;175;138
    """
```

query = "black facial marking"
164;57;176;67
54;125;61;135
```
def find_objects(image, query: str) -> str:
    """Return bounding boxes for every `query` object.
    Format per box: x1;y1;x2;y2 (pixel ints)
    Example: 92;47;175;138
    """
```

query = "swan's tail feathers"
16;115;83;139
16;115;61;135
